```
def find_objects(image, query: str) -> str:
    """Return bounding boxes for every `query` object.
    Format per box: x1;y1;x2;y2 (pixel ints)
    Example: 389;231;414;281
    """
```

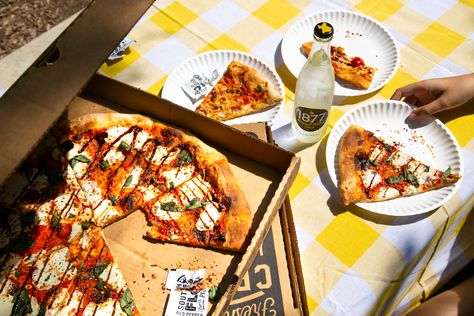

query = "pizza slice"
0;225;139;315
195;60;283;121
338;125;461;205
301;42;377;90
141;160;252;251
52;113;158;227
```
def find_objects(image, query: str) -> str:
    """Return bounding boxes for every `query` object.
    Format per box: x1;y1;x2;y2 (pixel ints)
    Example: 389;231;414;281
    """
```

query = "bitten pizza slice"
338;125;461;205
142;160;252;251
301;42;376;90
195;60;283;121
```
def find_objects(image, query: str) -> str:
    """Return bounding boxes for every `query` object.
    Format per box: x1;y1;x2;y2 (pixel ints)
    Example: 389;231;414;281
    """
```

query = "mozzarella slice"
361;170;382;189
376;187;400;200
368;145;384;164
390;151;411;169
196;203;221;232
32;246;74;291
160;164;195;189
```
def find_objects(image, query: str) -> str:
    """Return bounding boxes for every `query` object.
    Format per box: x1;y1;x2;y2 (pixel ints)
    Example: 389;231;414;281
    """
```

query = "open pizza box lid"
0;1;303;315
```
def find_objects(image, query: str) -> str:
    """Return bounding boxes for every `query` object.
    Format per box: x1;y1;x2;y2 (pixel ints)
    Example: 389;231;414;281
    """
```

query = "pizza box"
0;1;301;315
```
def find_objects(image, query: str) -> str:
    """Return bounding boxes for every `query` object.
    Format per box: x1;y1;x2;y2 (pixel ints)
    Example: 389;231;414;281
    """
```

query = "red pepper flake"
141;273;145;278
151;274;157;279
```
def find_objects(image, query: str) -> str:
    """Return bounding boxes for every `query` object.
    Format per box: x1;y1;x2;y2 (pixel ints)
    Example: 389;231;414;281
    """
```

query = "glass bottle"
291;22;335;143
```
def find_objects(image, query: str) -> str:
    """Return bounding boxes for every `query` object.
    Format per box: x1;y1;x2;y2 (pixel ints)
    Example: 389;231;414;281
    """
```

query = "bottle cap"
313;22;333;41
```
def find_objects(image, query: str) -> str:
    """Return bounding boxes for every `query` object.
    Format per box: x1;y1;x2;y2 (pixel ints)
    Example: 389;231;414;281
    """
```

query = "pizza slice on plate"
195;60;283;121
338;125;461;205
301;42;377;90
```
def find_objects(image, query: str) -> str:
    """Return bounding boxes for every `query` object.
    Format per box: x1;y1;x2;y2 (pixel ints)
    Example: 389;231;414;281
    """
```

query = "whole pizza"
0;113;252;315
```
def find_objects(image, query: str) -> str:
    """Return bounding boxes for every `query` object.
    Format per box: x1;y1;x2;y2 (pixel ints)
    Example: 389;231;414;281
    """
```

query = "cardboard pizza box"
0;1;302;315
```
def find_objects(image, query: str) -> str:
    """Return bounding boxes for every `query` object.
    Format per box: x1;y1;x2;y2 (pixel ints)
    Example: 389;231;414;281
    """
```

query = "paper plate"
162;50;285;126
326;101;463;216
281;10;399;96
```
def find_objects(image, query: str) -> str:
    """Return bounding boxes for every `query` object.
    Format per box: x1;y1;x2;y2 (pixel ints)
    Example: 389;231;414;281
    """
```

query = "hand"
390;73;474;122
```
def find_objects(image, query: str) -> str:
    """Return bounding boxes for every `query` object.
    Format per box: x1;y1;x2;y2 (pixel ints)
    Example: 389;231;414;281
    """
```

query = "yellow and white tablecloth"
3;0;473;315
97;1;474;315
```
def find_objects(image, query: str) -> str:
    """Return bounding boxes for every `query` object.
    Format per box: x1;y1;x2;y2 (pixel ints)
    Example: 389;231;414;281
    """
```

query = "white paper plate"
326;101;463;216
162;50;285;126
281;10;399;96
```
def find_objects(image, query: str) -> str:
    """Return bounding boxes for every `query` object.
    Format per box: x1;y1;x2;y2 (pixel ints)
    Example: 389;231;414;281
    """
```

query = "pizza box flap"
0;0;155;185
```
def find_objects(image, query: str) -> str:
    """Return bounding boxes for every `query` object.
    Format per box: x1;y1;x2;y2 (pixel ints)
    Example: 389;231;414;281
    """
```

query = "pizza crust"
338;125;368;205
204;160;252;251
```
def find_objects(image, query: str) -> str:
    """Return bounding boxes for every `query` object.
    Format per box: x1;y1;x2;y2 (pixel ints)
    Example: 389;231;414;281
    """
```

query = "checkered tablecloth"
97;0;473;314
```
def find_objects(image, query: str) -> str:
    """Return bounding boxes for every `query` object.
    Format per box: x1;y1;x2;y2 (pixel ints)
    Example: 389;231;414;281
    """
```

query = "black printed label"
294;107;328;132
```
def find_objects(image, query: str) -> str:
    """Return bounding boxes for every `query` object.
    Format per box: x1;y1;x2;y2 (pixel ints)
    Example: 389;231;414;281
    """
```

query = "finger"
415;98;445;116
407;99;444;122
390;83;419;101
390;88;404;100
404;95;418;106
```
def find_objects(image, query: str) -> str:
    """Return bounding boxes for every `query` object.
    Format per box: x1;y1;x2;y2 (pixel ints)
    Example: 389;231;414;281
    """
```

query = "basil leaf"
12;287;32;316
186;198;208;210
109;194;118;206
442;166;452;181
70;154;90;168
99;160;110;171
92;261;109;278
383;143;392;152
178;149;193;166
169;181;174;190
123;175;133;188
120;288;135;316
38;303;47;316
369;159;379;167
404;170;419;188
208;285;220;301
78;262;84;273
118;141;132;152
160;201;181;212
386;175;404;185
81;221;94;230
424;166;430;172
255;84;263;92
51;210;60;230
96;278;104;290
385;150;398;163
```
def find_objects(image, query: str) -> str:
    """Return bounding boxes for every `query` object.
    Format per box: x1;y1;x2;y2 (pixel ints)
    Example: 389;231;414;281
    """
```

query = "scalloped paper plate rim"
162;50;285;127
326;101;463;216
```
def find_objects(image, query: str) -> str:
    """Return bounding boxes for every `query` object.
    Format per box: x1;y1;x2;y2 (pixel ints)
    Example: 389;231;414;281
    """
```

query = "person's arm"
390;73;474;122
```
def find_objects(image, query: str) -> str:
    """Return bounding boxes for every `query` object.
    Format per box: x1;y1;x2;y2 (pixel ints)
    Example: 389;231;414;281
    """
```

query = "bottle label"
294;107;328;132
